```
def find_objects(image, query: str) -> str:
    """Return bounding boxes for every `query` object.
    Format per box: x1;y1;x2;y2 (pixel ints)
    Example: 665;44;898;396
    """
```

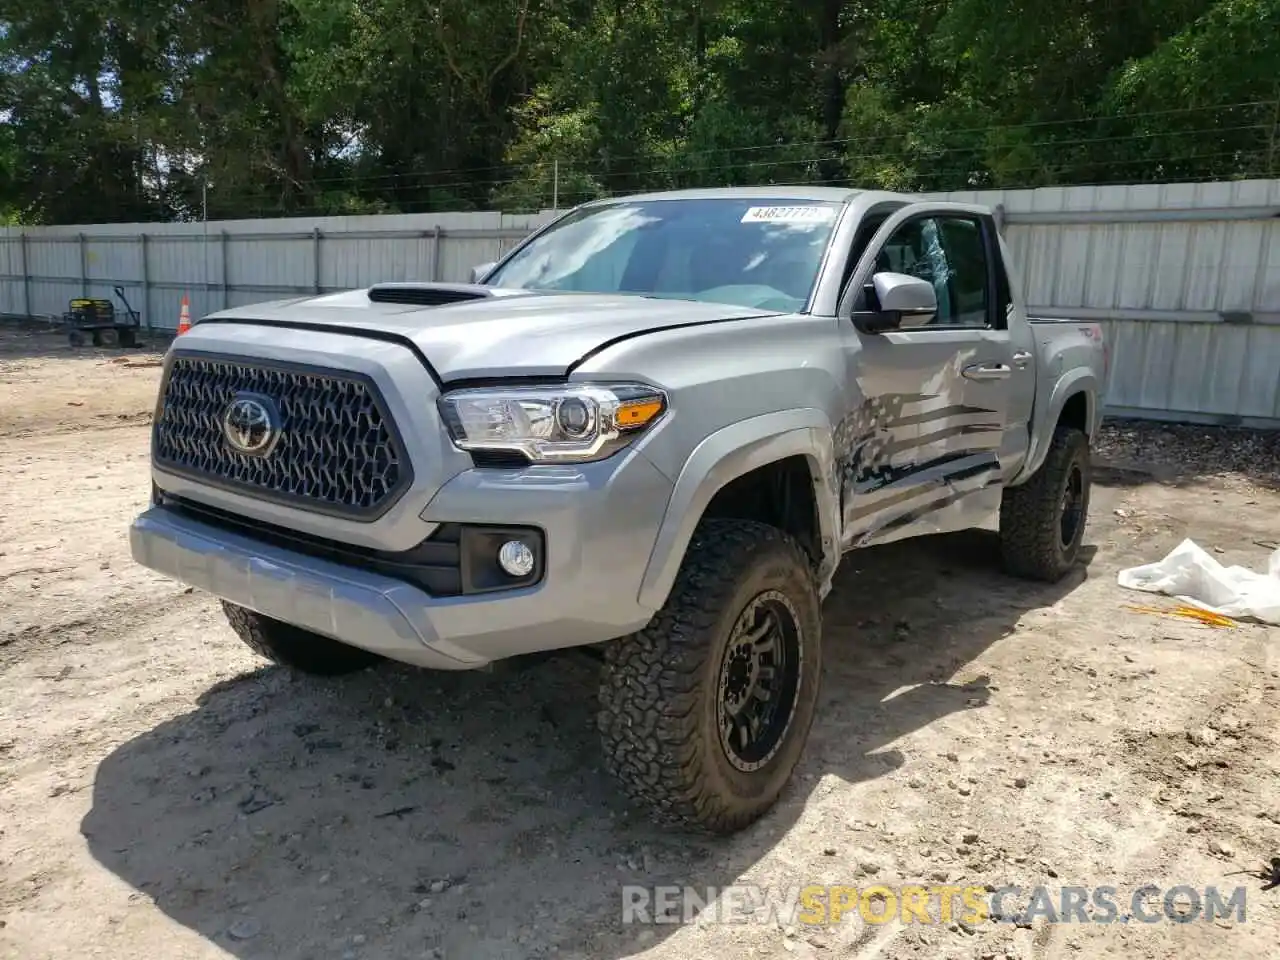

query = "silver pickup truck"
130;187;1107;834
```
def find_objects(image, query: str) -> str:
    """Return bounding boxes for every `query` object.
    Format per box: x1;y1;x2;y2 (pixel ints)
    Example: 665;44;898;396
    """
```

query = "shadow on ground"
82;531;1095;960
0;319;171;361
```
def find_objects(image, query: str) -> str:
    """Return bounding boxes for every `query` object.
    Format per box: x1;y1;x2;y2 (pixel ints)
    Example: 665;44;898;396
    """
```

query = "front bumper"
130;450;674;670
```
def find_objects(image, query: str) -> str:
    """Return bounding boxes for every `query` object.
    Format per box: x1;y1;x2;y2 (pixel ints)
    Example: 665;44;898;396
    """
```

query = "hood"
198;286;771;382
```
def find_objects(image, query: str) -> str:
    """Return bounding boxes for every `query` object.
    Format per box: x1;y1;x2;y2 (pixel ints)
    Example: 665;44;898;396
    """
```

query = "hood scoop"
367;282;495;307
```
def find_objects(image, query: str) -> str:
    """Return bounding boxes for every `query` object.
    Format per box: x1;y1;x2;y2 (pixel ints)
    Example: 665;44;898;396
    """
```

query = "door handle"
962;362;1012;381
1012;351;1032;369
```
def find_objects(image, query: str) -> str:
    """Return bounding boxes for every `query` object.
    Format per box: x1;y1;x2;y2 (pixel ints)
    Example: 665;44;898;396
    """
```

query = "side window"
840;213;889;296
874;215;990;328
937;217;990;327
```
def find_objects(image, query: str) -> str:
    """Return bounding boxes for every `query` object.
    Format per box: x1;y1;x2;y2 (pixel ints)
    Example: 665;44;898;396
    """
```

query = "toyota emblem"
221;392;281;456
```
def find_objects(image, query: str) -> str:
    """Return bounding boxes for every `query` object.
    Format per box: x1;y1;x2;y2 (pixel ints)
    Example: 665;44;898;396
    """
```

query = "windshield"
485;197;843;312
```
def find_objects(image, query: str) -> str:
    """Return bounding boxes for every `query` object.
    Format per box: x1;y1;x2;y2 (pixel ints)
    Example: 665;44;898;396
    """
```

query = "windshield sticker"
741;206;837;224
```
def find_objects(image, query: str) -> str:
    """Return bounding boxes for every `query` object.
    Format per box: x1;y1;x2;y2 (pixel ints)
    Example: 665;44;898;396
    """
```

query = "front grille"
153;355;411;519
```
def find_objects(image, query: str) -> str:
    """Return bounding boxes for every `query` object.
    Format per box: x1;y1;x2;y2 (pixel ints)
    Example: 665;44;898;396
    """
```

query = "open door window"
840;202;1001;334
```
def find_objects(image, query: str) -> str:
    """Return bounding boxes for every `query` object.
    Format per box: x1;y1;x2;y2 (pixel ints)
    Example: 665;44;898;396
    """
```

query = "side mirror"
853;272;937;333
469;262;497;284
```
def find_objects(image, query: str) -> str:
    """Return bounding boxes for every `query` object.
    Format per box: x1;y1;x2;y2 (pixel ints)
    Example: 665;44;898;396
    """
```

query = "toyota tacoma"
130;187;1107;833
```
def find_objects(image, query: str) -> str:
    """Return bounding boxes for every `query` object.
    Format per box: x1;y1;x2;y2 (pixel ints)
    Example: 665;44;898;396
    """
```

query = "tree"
1;0;1276;223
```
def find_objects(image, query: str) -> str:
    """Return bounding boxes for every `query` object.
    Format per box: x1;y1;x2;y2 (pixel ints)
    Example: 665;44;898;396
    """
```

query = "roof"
573;185;930;213
581;185;870;204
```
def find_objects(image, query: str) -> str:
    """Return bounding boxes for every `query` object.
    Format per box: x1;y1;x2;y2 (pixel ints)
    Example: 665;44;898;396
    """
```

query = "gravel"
1095;419;1280;490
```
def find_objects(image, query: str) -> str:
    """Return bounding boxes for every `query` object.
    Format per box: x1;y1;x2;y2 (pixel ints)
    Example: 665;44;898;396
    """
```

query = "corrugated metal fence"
2;179;1278;426
0;210;547;337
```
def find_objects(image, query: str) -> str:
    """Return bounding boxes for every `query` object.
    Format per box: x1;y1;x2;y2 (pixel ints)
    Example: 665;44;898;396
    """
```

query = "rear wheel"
998;425;1091;582
98;328;119;348
598;519;822;834
221;601;381;676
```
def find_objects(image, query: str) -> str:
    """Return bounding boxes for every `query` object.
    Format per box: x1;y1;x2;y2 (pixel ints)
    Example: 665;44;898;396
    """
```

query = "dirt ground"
1;321;1278;960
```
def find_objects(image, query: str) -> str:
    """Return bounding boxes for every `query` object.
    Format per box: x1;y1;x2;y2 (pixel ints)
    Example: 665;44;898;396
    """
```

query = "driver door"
837;203;1014;548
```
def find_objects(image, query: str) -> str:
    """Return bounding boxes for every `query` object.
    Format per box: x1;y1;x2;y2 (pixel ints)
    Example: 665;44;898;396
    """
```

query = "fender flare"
637;408;841;611
1013;370;1098;485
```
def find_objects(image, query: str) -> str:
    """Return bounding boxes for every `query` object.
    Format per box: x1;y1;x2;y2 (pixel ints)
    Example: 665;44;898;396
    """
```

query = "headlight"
438;382;667;463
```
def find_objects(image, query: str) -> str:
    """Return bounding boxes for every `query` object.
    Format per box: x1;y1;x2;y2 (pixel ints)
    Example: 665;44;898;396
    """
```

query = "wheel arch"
1012;371;1098;486
637;409;841;611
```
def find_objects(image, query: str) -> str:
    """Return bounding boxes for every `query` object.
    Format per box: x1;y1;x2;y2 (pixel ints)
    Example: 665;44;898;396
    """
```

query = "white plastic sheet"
1117;538;1280;626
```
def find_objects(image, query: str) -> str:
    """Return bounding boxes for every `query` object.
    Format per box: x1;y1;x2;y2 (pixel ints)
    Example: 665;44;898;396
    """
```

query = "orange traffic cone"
177;294;192;335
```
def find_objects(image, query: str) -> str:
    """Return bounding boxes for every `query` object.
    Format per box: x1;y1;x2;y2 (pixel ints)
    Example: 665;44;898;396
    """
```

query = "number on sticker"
740;206;836;224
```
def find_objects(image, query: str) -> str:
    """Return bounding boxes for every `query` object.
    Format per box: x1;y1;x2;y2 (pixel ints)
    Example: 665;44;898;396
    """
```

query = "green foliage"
1;0;1276;223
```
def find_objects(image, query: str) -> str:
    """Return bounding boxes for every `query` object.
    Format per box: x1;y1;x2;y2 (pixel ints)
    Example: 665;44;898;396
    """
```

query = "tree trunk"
817;0;847;184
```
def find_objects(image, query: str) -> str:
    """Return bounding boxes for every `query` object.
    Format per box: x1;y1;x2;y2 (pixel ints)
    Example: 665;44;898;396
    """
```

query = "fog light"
497;540;536;577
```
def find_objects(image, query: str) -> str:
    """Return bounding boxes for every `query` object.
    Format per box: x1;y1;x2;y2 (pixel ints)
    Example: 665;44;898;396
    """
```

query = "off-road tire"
598;519;822;834
999;425;1091;582
221;601;380;676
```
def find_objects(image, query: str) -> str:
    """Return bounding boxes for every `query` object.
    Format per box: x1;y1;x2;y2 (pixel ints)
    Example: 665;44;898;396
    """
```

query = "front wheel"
998;425;1092;582
598;519;822;834
222;602;381;676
